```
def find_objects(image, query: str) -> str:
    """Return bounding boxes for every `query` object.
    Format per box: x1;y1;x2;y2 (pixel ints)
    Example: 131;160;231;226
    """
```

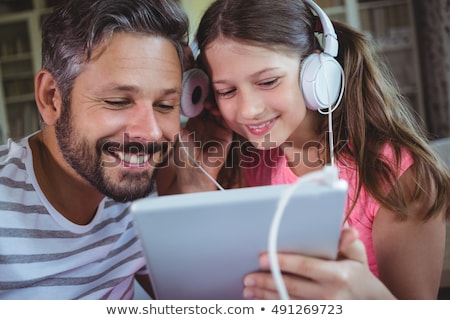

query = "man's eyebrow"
105;85;140;93
160;88;181;96
100;85;181;95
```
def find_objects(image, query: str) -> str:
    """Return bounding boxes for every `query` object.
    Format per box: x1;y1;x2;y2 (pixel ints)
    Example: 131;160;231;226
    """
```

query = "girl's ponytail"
332;21;449;219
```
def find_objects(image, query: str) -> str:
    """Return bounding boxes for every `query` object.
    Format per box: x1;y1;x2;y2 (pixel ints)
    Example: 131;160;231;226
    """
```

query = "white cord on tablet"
268;165;340;300
268;51;344;300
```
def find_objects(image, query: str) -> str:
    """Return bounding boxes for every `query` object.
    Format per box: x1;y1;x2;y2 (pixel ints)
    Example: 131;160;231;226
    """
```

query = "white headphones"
180;0;344;117
301;0;344;111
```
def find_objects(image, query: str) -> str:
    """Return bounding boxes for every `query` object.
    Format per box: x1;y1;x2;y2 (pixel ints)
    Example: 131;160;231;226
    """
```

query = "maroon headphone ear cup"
181;68;210;118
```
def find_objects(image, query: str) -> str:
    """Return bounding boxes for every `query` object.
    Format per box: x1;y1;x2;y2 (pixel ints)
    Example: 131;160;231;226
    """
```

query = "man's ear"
34;70;63;126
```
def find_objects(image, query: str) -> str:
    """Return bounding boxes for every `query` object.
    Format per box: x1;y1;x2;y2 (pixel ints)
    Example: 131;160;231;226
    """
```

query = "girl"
162;0;450;299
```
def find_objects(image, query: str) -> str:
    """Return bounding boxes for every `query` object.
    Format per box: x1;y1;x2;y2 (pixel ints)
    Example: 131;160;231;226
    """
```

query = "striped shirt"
0;137;148;299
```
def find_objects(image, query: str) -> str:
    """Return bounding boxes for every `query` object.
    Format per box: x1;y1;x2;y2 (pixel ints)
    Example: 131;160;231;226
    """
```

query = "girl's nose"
236;89;265;120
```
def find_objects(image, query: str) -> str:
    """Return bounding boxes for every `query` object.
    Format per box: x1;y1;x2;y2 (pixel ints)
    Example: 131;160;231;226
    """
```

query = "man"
0;0;188;299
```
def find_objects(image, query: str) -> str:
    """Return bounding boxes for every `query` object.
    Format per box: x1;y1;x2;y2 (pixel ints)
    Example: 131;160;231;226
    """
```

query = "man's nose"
125;103;163;142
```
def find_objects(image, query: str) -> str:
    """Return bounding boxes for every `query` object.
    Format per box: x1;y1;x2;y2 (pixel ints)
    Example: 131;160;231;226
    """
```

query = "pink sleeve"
343;144;414;277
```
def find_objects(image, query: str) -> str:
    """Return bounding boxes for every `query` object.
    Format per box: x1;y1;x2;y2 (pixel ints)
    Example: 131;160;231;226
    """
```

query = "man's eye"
104;100;131;108
155;103;176;112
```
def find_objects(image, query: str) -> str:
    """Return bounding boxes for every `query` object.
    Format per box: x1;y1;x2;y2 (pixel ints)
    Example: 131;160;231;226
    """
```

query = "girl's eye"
216;88;236;98
259;78;280;88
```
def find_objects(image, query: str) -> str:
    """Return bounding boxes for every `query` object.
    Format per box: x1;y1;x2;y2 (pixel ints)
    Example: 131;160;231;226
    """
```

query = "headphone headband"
181;0;343;117
304;0;338;57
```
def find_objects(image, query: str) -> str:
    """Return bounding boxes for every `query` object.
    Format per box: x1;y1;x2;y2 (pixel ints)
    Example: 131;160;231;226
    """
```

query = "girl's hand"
173;103;232;193
243;228;396;300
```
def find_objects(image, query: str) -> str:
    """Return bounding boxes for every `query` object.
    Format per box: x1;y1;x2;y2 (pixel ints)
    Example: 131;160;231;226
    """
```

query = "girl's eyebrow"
212;67;280;85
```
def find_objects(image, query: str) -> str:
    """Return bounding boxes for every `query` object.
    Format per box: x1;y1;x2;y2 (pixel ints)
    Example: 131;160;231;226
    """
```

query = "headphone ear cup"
181;68;210;118
300;53;343;111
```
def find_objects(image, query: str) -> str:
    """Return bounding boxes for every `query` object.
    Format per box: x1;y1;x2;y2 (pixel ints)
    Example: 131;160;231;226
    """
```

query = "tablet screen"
130;180;347;300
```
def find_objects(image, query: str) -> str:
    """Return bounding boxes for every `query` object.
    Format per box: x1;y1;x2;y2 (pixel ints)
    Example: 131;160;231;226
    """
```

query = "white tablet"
130;178;348;300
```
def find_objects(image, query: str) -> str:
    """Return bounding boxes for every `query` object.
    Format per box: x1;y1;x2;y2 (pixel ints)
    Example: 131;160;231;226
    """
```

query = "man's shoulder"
0;138;34;201
0;138;29;173
0;138;28;162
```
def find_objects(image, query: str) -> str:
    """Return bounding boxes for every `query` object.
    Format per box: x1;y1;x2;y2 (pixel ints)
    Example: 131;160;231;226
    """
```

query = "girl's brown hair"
196;0;450;220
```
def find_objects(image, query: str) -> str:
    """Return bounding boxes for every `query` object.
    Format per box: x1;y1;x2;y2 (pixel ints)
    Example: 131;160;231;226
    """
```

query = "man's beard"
54;105;171;202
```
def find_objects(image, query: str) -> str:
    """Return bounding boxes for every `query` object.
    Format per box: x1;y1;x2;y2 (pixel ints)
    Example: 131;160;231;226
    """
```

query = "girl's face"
204;37;311;149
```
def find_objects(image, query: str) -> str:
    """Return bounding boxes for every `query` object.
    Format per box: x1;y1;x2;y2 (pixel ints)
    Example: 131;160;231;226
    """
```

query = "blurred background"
0;0;449;144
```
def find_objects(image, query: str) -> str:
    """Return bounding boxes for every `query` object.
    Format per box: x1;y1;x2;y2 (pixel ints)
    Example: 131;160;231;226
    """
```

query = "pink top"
242;145;414;277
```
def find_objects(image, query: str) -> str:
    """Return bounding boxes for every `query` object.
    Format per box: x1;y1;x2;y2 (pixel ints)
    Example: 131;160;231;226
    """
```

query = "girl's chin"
249;138;283;150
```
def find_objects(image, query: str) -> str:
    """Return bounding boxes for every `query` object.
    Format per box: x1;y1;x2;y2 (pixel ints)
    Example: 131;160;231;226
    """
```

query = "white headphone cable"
268;53;344;300
177;132;225;191
268;166;339;300
318;53;344;166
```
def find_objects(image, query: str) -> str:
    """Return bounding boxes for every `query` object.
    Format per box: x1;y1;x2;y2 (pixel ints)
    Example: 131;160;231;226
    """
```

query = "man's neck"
29;130;104;225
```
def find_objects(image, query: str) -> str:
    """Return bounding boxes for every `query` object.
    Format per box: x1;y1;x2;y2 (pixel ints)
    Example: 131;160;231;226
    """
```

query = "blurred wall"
180;0;214;44
413;0;450;138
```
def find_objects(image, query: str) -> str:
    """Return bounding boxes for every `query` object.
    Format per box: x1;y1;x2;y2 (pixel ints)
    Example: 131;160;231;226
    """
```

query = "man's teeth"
117;152;150;164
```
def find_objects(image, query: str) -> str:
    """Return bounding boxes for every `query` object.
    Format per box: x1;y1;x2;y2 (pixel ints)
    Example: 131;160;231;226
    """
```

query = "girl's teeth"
249;120;271;129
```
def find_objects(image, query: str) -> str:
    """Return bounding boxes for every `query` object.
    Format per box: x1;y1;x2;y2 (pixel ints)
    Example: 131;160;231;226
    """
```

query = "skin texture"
201;37;446;299
205;39;324;177
206;39;311;149
32;33;183;296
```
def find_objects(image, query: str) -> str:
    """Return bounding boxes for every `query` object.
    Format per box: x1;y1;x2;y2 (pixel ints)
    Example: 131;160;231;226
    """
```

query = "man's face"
55;33;182;202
